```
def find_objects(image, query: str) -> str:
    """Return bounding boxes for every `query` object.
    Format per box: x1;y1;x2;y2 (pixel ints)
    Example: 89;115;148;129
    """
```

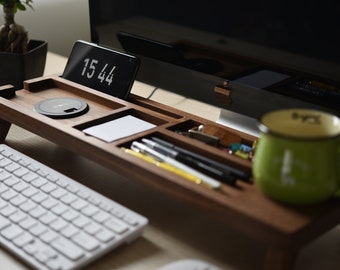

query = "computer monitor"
88;0;340;118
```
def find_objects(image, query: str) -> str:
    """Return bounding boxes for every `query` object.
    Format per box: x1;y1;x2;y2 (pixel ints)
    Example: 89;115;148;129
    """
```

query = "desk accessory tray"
0;76;340;270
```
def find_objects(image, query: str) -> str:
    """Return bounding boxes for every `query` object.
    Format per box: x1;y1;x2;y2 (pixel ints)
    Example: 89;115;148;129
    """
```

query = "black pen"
151;137;250;181
131;141;221;189
142;138;237;185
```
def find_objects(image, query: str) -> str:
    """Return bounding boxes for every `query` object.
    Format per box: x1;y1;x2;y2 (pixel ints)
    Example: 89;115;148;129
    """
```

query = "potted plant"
0;0;47;89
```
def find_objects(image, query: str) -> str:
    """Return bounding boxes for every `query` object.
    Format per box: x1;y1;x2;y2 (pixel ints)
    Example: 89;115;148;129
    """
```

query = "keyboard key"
31;177;47;188
22;172;39;182
61;224;79;238
5;163;21;172
50;218;68;231
23;242;38;255
46;258;66;270
71;198;88;211
51;203;68;215
39;212;58;225
19;216;37;230
19;200;37;212
51;188;68;199
22;186;39;197
61;209;79;222
60;193;77;205
56;179;68;188
40;182;58;193
4;176;20;187
0;170;11;181
84;222;102;235
9;210;27;223
1;189;18;201
0;150;12;158
46;174;59;182
10;194;27;206
88;196;101;206
0;158;12;168
37;169;49;177
30;223;48;236
31;192;48;204
81;204;99;217
104;217;129;234
0;199;7;209
0;183;9;194
0;215;11;230
93;210;111;223
40;229;59;243
9;154;21;163
12;167;29;178
13;231;34;246
95;228;115;243
0;205;17;217
41;197;58;209
29;206;47;218
1;224;24;240
12;181;29;192
72;231;100;251
123;215;139;226
72;215;91;228
51;237;85;261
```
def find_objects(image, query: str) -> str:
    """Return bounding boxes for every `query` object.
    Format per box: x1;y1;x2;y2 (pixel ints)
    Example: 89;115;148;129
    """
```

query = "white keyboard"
0;144;148;270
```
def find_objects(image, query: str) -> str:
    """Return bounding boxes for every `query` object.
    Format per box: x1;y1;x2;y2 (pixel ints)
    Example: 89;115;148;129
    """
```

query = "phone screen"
62;40;140;99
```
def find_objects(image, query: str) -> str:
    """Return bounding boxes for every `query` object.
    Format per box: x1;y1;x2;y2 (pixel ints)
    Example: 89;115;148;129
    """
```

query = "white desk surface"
1;52;339;270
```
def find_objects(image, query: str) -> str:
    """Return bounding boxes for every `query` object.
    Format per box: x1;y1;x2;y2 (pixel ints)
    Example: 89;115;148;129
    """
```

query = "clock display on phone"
62;40;140;99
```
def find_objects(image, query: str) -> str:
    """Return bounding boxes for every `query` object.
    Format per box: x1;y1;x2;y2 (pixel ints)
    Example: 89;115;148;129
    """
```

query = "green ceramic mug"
252;108;340;204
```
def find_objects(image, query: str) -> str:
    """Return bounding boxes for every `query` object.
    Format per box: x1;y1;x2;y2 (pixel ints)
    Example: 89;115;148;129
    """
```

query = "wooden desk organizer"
1;76;339;270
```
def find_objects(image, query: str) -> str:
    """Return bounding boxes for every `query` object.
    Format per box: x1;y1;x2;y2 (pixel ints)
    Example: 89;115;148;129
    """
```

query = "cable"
145;87;159;99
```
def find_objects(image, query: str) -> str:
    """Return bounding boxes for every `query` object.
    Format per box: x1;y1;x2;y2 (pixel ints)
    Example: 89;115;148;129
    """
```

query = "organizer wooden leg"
0;119;11;143
264;246;297;270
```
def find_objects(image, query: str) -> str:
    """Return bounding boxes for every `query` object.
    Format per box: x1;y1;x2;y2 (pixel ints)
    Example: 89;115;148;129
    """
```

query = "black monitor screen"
88;0;340;116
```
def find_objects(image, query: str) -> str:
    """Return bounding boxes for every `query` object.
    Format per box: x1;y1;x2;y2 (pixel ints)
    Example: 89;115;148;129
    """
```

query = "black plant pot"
0;40;48;90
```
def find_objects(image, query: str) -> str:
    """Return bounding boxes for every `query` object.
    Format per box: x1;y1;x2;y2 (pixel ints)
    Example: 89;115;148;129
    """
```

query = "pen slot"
73;108;168;131
119;132;252;187
167;120;203;132
196;125;256;161
129;94;184;119
167;120;219;145
162;132;252;172
167;121;255;160
24;77;125;111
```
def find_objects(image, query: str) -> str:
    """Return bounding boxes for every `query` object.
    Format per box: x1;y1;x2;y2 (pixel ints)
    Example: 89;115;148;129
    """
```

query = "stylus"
131;141;221;189
151;137;250;181
142;138;236;185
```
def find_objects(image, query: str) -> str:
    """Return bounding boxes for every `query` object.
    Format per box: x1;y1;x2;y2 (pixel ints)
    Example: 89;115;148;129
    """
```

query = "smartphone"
62;40;140;99
116;31;186;66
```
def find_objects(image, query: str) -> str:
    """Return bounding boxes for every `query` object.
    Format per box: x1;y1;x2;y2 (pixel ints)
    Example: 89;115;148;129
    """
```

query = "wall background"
0;0;91;56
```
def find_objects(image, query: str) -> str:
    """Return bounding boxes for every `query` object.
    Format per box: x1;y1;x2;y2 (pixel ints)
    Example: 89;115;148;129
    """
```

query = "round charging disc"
33;97;89;118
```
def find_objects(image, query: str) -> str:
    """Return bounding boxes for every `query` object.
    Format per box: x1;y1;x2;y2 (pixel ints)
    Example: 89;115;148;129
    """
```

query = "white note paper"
83;115;156;142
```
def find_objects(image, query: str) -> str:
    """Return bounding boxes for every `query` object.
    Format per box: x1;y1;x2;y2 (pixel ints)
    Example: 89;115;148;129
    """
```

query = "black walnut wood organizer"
0;76;340;270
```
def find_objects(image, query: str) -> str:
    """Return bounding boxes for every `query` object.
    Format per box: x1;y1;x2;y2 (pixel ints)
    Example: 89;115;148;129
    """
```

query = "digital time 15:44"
81;58;116;85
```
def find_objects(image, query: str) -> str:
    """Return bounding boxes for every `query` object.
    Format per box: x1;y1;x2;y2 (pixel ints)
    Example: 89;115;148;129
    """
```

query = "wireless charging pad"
33;97;89;119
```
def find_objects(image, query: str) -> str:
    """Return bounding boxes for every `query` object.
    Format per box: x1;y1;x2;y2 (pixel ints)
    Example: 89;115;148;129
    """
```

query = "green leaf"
0;0;34;12
16;3;26;11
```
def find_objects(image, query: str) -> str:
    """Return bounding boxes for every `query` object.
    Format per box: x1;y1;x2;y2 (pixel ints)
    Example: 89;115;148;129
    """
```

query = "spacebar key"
51;237;85;261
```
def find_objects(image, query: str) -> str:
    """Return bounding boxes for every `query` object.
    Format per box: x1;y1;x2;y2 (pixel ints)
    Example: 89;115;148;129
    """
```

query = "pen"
151;137;250;181
131;142;221;189
142;138;236;185
121;147;211;188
